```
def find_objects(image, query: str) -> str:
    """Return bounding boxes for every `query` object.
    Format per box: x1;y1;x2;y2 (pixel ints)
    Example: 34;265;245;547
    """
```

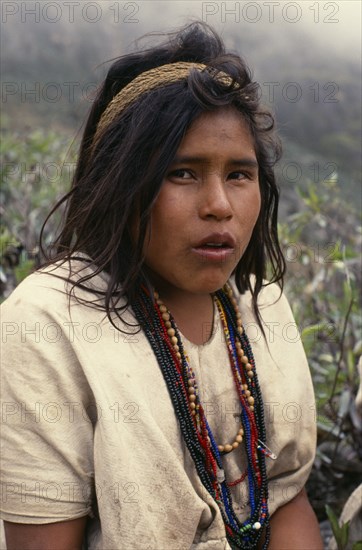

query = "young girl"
1;22;323;550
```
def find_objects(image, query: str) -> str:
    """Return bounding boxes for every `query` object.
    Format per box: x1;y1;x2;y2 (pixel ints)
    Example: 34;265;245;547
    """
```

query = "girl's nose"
198;174;233;221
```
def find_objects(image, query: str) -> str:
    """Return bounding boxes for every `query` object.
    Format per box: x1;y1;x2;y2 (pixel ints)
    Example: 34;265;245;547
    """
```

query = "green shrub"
1;125;361;538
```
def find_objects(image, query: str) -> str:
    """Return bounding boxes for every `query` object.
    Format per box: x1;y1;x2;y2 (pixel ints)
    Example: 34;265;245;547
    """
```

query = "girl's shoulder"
1;255;108;315
230;275;291;316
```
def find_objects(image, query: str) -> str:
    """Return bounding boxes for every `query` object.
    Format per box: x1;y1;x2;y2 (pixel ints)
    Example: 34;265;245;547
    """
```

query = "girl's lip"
191;246;236;262
195;232;236;249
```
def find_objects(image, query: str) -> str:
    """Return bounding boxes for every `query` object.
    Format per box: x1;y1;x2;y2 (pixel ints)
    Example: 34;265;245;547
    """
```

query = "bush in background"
279;177;362;527
1;125;361;547
0;126;76;296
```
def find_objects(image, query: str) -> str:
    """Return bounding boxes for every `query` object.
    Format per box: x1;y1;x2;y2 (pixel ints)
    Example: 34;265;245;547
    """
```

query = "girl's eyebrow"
171;155;258;167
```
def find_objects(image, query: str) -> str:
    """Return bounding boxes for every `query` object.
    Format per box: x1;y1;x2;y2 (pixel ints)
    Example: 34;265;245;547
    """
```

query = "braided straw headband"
92;61;245;149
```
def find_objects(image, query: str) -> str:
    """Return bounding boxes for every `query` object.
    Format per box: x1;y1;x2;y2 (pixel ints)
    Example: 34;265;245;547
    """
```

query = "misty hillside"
1;13;361;204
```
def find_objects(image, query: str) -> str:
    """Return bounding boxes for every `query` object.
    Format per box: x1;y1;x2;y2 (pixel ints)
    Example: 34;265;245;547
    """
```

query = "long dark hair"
40;22;285;329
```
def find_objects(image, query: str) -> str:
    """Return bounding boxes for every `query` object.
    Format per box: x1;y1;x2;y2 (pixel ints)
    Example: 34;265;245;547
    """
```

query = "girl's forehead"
177;108;254;152
185;107;249;134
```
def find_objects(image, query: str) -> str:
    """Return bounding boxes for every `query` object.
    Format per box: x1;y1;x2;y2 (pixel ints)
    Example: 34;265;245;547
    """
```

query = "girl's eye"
228;171;249;181
168;169;193;180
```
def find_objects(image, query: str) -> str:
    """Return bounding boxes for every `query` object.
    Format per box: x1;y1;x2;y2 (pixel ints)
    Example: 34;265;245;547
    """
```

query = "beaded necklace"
132;281;271;549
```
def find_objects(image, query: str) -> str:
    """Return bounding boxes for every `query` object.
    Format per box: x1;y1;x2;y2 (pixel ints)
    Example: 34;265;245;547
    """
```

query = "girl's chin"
144;266;233;297
185;276;232;295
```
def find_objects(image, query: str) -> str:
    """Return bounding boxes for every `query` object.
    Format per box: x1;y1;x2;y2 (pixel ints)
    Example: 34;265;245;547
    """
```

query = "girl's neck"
154;286;215;345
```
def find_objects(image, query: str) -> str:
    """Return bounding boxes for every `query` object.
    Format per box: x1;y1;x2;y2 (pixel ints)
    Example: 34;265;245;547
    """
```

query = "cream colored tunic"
0;261;316;549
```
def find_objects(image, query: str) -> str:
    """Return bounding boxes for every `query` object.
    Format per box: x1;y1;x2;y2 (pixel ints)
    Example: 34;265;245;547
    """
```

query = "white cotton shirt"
0;260;317;549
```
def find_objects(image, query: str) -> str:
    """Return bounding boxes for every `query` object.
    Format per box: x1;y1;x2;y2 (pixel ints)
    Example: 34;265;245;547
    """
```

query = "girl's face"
143;106;261;298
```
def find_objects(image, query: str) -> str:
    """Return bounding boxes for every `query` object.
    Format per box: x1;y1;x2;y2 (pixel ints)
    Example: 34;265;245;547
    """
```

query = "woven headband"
92;61;240;149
